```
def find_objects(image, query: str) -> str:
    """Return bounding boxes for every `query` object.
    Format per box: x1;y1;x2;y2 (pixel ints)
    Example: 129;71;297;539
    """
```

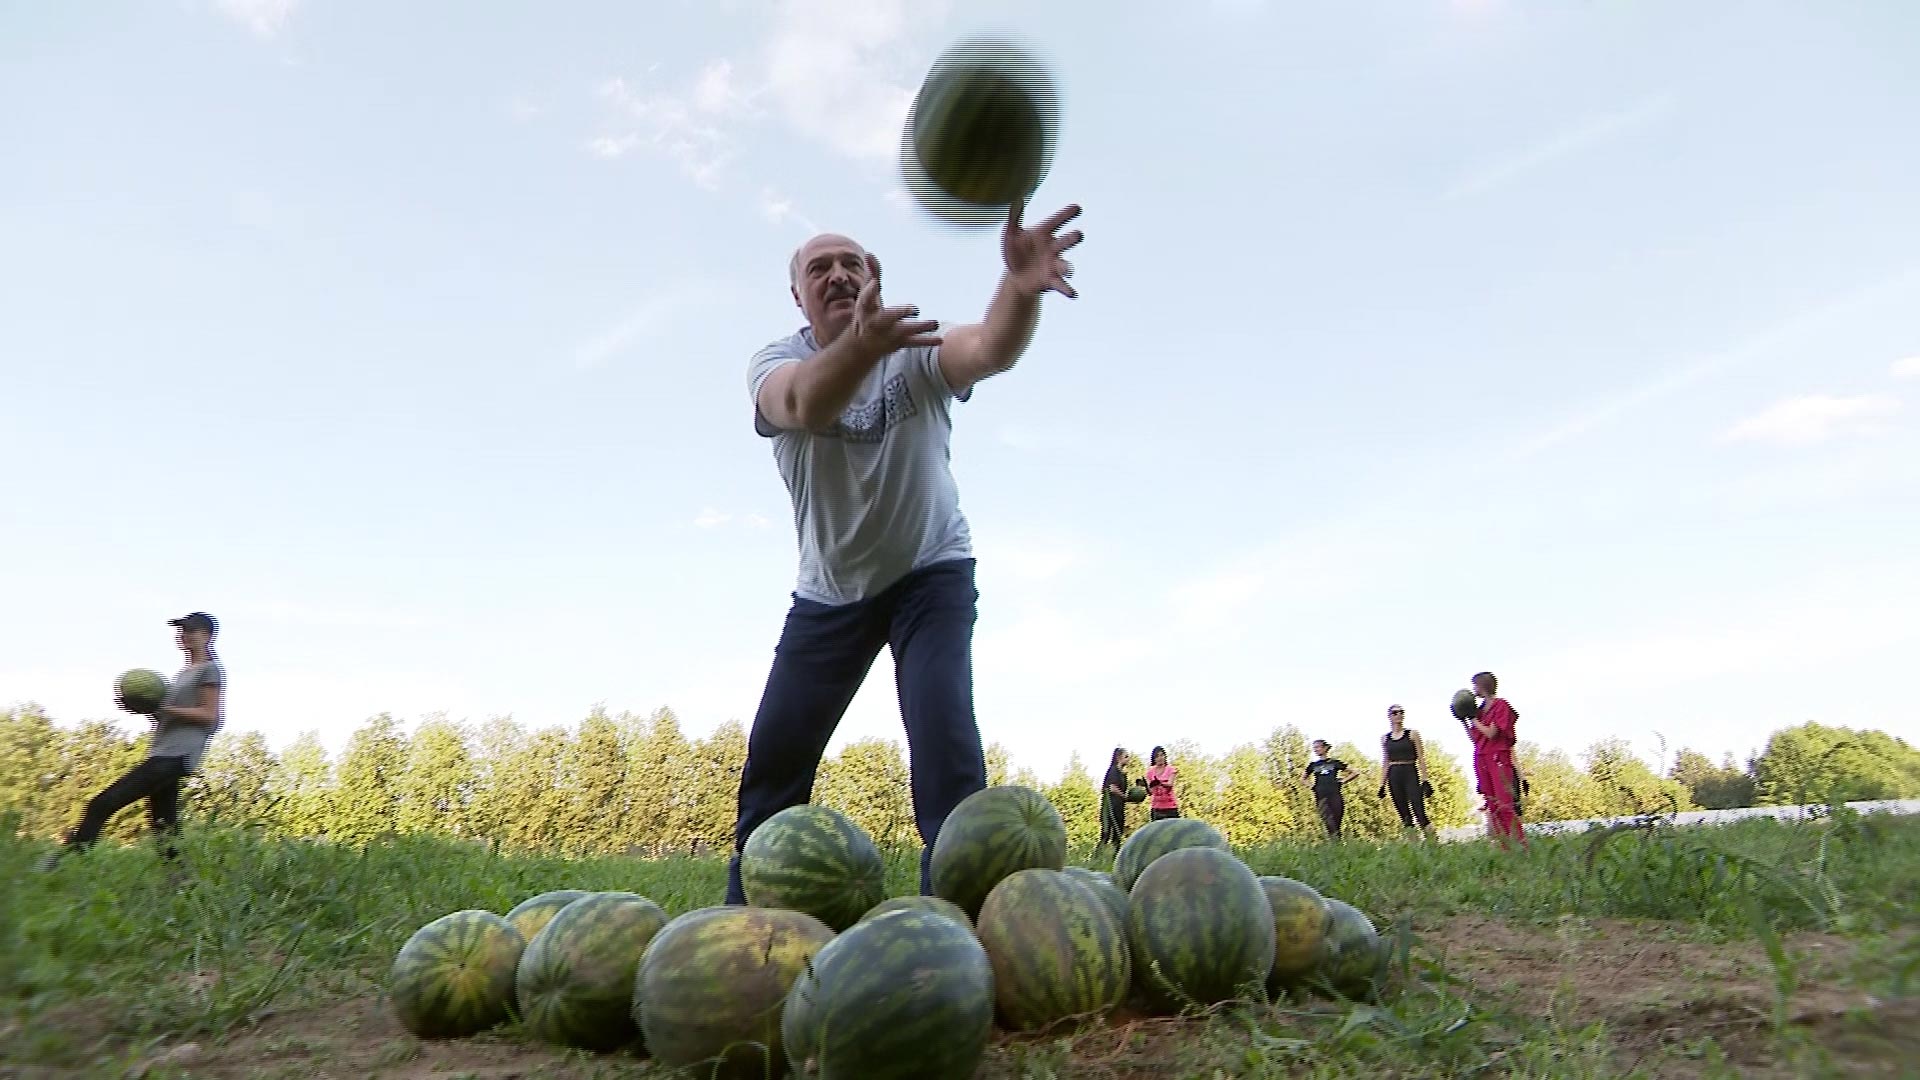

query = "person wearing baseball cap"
38;612;228;870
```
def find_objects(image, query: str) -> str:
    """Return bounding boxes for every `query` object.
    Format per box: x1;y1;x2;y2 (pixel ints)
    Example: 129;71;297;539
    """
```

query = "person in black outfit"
1376;704;1437;841
1303;739;1356;839
1096;746;1131;851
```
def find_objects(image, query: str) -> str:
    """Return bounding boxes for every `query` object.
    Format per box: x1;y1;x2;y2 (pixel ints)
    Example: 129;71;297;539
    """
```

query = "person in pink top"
1463;671;1528;848
1143;745;1180;820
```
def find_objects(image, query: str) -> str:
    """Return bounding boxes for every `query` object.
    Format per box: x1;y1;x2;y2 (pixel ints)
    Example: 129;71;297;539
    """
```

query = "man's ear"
791;284;802;310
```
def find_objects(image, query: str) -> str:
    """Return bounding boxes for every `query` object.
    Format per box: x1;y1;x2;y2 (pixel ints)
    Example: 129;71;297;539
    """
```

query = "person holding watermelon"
1143;746;1180;820
1096;746;1131;852
1464;671;1528;849
726;198;1085;903
36;612;227;871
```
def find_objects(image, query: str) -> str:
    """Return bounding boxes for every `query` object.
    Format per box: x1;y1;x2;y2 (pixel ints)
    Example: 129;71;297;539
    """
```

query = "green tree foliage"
11;701;1915;858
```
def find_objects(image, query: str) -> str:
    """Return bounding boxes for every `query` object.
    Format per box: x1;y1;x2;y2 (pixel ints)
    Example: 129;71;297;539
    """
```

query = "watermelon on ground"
634;905;834;1080
1258;875;1332;992
783;908;994;1080
859;894;974;934
504;890;589;944
929;785;1069;919
1061;866;1129;931
1317;898;1386;999
116;669;167;715
1112;817;1229;892
388;909;525;1039
515;891;668;1052
1127;847;1276;1013
975;868;1131;1032
740;804;887;932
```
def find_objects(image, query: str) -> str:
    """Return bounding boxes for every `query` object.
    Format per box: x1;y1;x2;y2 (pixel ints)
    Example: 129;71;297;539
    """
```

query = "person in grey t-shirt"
724;200;1086;904
40;611;227;868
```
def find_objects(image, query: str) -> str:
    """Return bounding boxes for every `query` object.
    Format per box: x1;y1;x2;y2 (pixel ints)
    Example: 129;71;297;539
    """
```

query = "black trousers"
66;755;189;852
1386;763;1431;829
1316;793;1345;838
725;559;986;903
1097;798;1126;847
1149;806;1180;821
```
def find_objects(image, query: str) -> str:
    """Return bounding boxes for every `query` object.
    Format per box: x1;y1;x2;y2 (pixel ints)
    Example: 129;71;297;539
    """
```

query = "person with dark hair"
1095;747;1132;851
1143;745;1180;820
1304;739;1356;839
37;613;227;871
1377;705;1436;840
1465;671;1528;848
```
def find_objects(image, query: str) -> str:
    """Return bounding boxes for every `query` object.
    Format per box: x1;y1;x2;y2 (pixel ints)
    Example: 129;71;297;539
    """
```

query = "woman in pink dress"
1143;745;1180;820
1464;671;1528;848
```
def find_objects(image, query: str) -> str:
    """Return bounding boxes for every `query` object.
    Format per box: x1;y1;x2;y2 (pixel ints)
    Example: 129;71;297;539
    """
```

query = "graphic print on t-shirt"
1307;758;1348;799
824;372;918;444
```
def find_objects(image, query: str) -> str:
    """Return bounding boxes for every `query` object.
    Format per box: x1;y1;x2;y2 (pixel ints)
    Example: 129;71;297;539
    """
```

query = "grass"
2;808;1916;1078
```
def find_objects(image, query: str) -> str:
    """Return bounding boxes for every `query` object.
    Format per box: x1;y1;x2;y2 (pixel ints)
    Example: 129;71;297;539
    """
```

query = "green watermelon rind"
388;909;525;1040
975;868;1131;1033
634;905;835;1079
859;894;976;935
1127;847;1276;1014
782;908;994;1080
1258;875;1332;992
116;669;168;714
905;38;1060;210
1060;867;1129;932
1317;898;1387;999
514;890;668;1052
929;785;1070;919
504;889;590;944
740;804;888;933
1112;817;1230;893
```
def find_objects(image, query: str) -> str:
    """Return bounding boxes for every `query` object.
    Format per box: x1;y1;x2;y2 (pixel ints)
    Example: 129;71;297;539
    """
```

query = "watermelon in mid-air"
388;909;525;1039
783;907;995;1080
900;35;1061;225
739;804;887;932
634;905;835;1080
116;669;168;714
515;891;669;1052
1127;847;1275;1012
929;785;1069;919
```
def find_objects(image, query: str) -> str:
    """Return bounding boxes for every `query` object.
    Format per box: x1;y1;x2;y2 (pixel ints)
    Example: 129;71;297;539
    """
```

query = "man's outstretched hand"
849;252;943;359
1002;201;1083;299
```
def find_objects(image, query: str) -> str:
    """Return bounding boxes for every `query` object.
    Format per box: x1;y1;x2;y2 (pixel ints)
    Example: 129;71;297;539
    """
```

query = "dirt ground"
3;915;1912;1079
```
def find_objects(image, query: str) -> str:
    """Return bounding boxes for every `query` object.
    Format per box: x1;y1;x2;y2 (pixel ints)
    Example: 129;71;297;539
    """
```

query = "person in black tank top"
1378;705;1435;839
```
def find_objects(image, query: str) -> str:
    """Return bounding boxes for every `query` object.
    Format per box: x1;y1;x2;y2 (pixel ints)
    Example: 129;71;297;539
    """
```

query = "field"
3;808;1916;1079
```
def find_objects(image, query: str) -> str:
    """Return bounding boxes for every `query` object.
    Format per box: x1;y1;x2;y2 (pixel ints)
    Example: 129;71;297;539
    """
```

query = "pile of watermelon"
387;785;1390;1077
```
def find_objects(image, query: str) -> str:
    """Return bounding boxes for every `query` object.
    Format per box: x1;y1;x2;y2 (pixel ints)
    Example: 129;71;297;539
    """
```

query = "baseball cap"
168;612;219;636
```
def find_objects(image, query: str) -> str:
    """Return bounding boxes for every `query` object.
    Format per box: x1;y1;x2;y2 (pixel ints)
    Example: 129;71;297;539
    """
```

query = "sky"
3;0;1918;784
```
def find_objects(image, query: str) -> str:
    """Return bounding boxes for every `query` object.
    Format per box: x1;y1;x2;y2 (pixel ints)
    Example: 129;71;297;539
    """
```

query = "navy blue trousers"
725;558;988;903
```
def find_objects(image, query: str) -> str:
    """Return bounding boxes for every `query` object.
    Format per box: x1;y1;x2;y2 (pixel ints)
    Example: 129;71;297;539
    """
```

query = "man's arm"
757;335;888;432
936;201;1083;397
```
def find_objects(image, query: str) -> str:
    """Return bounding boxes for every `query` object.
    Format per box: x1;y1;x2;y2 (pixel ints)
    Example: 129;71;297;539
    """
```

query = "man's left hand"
1002;200;1083;299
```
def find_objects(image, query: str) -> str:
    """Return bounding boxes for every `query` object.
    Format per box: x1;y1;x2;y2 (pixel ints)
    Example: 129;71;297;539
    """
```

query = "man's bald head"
788;232;873;346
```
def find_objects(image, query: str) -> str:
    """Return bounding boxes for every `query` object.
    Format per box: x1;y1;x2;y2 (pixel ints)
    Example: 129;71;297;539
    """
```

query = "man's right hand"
847;254;941;360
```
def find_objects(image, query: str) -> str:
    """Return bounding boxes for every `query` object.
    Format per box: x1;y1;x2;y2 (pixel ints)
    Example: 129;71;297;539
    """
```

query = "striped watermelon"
515;891;668;1052
859;894;975;934
929;785;1068;919
740;804;887;932
634;905;834;1080
783;908;994;1080
1127;847;1276;1013
902;36;1060;219
1061;866;1129;931
504;889;589;944
1258;875;1332;992
388;909;524;1039
1112;816;1229;892
1317;898;1386;999
975;868;1131;1032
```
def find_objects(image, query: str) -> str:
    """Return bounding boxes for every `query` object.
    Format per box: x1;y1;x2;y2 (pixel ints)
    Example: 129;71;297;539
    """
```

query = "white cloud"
212;0;298;38
1892;355;1920;379
1445;94;1674;201
593;75;736;188
573;283;725;369
1719;393;1902;447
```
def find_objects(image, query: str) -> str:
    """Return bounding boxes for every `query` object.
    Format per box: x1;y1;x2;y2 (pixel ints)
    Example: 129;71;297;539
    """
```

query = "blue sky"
4;0;1917;782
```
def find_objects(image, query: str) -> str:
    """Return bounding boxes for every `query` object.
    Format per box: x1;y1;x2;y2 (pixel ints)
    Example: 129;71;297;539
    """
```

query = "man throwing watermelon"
726;199;1084;903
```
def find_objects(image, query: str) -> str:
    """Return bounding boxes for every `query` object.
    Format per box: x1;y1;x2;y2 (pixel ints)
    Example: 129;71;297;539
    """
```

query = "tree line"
3;701;1916;855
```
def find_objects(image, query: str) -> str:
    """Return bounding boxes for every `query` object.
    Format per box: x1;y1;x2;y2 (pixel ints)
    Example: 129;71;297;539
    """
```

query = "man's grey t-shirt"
750;326;974;606
148;658;225;772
